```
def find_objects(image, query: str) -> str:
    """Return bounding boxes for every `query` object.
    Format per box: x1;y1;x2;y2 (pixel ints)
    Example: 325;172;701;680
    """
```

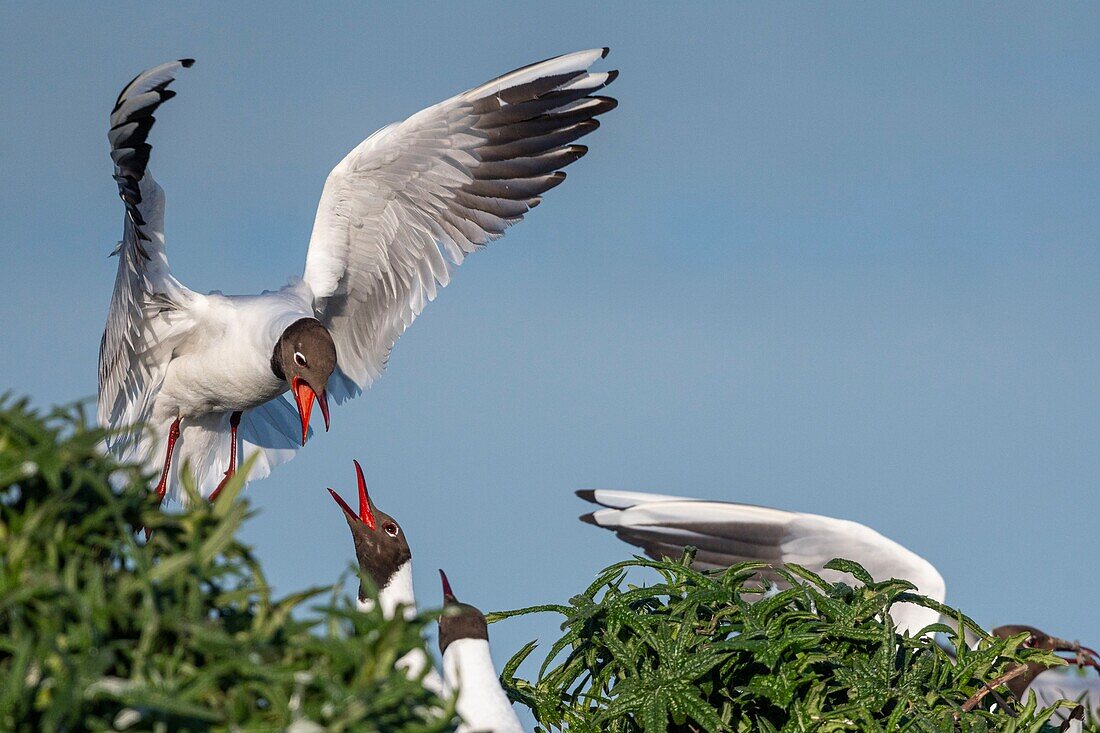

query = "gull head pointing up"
327;460;413;617
438;570;490;652
437;570;523;733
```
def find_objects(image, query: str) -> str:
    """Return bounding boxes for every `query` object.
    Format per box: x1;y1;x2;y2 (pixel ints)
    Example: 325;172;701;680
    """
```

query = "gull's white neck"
355;559;443;693
443;638;524;733
357;560;417;620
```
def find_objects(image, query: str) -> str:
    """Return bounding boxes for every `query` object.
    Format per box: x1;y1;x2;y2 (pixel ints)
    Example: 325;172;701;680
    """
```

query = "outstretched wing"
302;48;618;402
577;489;947;637
98;59;197;459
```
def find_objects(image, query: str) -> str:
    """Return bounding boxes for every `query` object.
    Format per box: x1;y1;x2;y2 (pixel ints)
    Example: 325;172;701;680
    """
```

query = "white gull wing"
98;60;200;463
577;489;947;637
302;48;617;402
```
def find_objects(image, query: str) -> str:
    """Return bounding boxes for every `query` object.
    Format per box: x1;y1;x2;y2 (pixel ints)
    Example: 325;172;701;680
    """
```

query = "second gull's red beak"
326;459;376;530
292;376;330;446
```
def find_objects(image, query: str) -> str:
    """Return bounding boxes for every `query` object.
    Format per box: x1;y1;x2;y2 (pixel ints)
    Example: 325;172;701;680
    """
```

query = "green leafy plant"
0;396;456;732
493;551;1083;733
4;395;1095;732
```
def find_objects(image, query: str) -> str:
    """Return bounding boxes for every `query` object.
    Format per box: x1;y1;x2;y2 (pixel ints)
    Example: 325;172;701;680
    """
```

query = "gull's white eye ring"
384;522;399;537
294;351;307;367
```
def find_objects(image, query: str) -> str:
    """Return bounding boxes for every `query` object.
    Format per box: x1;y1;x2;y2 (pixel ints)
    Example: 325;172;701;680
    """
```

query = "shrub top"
494;552;1079;732
0;397;455;732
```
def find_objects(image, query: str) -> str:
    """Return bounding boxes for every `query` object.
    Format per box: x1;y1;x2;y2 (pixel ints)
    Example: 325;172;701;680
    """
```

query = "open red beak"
292;376;330;446
1052;638;1100;671
326;459;376;530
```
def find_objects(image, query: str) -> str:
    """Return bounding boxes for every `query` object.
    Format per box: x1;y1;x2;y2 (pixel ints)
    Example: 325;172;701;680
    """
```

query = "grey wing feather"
98;59;197;457
302;49;617;401
577;489;948;635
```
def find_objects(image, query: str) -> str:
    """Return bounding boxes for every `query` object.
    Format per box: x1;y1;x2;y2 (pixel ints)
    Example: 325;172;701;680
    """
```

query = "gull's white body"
1027;669;1100;731
443;639;525;733
580;489;946;637
99;50;617;501
154;285;314;419
359;559;444;696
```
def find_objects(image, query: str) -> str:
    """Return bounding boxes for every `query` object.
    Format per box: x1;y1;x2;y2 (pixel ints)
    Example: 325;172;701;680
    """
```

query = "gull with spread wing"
98;50;617;502
577;489;1100;725
577;488;946;636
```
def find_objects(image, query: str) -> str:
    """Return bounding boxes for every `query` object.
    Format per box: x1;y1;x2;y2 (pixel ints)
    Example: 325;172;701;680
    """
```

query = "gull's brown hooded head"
271;317;336;445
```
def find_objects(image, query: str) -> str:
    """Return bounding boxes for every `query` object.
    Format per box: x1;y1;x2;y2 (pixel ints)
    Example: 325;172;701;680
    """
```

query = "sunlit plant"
0;396;455;732
493;551;1084;732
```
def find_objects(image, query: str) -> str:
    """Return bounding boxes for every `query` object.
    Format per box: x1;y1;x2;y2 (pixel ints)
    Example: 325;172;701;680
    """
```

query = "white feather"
580;490;946;637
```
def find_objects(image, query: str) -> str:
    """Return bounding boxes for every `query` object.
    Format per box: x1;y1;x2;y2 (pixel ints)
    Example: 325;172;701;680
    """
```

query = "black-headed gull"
99;50;618;502
328;460;441;693
992;625;1100;729
577;489;1100;721
439;570;525;733
328;464;528;727
576;488;946;636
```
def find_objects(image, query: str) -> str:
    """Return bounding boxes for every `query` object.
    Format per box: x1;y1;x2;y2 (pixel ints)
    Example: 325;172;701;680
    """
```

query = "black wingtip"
180;58;196;68
600;47;610;59
593;97;618;115
579;511;599;526
604;69;620;86
575;489;598;503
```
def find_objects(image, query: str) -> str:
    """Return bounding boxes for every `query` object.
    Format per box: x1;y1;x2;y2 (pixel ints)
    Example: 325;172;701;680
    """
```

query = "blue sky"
2;0;1099;705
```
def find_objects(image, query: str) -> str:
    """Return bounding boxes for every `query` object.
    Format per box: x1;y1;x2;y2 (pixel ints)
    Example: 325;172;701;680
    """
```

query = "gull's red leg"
153;417;182;503
143;416;182;539
210;411;243;503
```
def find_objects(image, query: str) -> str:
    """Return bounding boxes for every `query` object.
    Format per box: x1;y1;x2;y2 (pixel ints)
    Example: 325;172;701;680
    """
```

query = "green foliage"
493;550;1081;733
0;397;456;732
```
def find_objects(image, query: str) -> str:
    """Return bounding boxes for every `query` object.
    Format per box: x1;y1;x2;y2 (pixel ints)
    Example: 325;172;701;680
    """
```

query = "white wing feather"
578;489;947;637
98;60;198;463
302;49;618;401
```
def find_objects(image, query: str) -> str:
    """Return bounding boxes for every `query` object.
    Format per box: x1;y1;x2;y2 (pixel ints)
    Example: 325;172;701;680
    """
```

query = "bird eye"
384;522;399;537
1024;637;1036;648
294;351;307;367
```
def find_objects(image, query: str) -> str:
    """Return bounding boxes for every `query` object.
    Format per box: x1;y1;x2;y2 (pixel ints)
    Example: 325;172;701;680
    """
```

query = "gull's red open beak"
291;376;330;446
326;459;376;530
1051;638;1100;671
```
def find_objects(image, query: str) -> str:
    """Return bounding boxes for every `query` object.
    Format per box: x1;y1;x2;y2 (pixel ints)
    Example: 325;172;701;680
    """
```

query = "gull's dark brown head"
437;569;489;654
327;460;411;599
272;317;337;445
992;624;1100;697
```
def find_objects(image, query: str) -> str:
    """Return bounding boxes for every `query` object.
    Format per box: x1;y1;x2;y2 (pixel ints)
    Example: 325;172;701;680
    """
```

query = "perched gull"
439;570;525;733
577;489;1100;721
992;625;1100;730
99;50;618;502
576;488;946;636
